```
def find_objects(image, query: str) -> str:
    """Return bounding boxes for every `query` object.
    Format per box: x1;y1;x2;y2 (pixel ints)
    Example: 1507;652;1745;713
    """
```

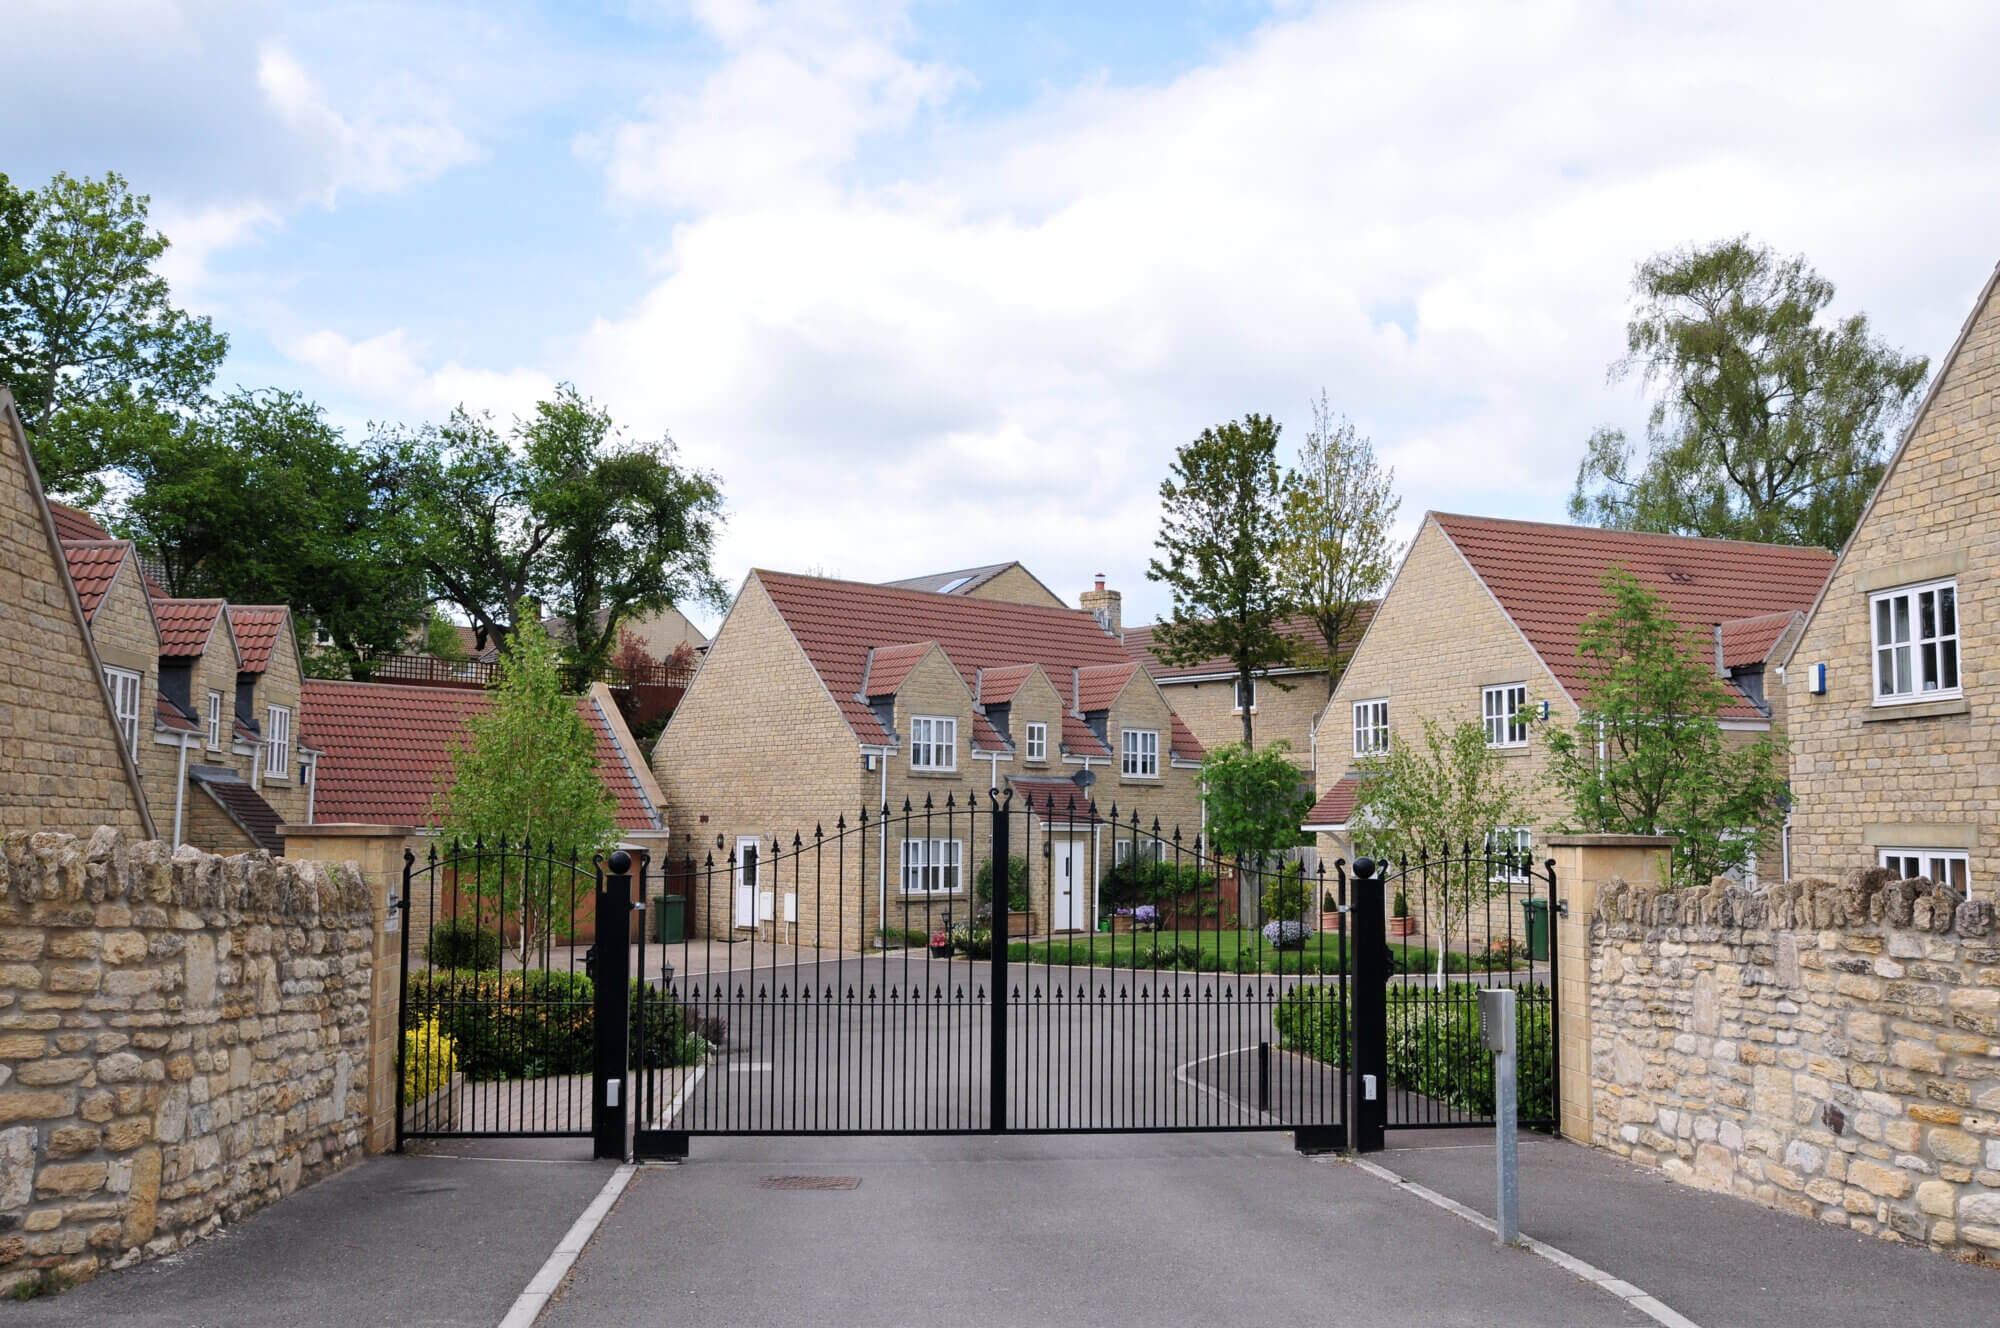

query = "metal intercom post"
1478;987;1519;1246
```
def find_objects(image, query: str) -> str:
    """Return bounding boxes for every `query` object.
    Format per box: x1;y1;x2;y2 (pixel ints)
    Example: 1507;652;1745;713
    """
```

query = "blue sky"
10;0;2000;633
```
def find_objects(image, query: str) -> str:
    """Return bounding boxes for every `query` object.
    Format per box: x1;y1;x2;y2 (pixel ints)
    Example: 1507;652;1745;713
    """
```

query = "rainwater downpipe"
878;749;889;947
171;733;194;846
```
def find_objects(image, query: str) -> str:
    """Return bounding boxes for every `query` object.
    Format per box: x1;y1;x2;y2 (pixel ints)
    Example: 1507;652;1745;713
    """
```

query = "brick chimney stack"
1080;573;1122;641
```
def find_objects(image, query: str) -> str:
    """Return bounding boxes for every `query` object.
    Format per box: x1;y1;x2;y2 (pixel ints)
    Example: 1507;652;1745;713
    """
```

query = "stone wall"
0;828;375;1294
1588;867;2000;1261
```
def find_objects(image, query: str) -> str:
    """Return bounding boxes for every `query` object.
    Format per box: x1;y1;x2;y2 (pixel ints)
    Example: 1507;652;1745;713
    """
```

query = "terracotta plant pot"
1111;915;1135;934
1389;917;1417;938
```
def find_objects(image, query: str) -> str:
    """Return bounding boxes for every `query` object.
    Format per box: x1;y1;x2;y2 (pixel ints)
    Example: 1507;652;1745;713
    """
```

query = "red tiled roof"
976;663;1037;705
1303;774;1360;830
1431;513;1833;722
1076;662;1137;711
301;680;659;832
47;500;111;542
859;642;933;697
1169;715;1205;763
155;697;199;734
1060;713;1110;758
754;571;1145;748
154;599;228;658
61;540;131;621
1124;609;1376;681
1720;611;1801;670
228;606;289;674
970;712;1010;754
190;768;286;853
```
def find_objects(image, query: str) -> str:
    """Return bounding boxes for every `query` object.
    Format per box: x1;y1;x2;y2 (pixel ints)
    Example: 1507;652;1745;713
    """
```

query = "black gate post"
393;849;416;1154
1349;857;1388;1153
594;849;633;1160
989;791;1010;1133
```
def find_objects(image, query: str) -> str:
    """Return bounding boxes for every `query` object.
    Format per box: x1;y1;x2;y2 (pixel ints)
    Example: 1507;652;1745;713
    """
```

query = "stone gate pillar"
280;824;421;1153
1543;834;1676;1144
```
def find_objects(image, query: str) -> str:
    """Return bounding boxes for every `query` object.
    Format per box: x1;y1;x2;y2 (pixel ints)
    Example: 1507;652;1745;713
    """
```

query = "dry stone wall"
1590;868;2000;1261
0;828;374;1294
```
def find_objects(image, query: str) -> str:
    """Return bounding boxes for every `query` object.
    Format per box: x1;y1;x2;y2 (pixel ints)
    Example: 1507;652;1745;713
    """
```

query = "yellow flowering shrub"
402;1016;459;1106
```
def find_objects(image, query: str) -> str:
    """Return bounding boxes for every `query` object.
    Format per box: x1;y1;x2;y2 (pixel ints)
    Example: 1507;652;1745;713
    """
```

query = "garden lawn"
1006;930;1520;976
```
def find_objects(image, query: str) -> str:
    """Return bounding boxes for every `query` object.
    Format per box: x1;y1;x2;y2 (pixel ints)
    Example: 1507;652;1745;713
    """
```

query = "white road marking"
498;1162;636;1328
1348;1157;1702;1328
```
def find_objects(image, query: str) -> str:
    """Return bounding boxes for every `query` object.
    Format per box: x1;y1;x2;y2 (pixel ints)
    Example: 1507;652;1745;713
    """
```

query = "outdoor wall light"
715;833;725;850
1809;663;1827;695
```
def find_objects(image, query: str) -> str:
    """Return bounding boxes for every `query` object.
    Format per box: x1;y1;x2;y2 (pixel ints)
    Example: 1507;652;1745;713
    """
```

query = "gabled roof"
155;598;231;659
1302;774;1361;831
300;680;662;831
1719;611;1802;671
1429;513;1833;722
882;562;1035;597
1076;662;1138;712
975;663;1038;706
156;696;200;734
61;540;133;622
1168;715;1205;763
858;642;935;698
970;712;1010;754
189;766;285;853
47;500;111;543
1125;609;1377;682
754;570;1146;749
1060;713;1110;759
227;605;290;674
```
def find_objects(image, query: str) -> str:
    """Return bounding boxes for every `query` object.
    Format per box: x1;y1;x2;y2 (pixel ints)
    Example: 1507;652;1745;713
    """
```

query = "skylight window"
937;575;973;593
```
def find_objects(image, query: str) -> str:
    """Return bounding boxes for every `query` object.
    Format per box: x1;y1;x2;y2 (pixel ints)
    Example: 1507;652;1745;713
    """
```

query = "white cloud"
284;327;550;421
574;0;2000;630
255;41;481;205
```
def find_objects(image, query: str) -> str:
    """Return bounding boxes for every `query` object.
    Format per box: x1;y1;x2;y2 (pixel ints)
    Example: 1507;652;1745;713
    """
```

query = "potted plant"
1132;904;1160;933
1111;907;1136;935
928;928;953;959
1319;889;1341;934
1390;887;1416;937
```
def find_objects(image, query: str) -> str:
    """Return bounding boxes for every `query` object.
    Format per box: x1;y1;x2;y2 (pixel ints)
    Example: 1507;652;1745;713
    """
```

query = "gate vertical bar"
594;850;633;1160
1350;856;1387;1153
393;849;416;1153
988;791;1010;1133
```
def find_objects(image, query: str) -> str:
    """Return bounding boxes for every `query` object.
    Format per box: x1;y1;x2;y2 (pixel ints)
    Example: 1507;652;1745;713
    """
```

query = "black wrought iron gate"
396;799;1558;1160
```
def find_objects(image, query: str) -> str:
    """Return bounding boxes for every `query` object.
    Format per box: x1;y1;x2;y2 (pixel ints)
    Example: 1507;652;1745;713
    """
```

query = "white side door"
734;837;760;929
1050;839;1085;932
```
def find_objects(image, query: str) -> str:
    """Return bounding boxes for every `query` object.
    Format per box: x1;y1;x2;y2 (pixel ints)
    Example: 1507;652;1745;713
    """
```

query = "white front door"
734;838;759;929
1050;839;1086;932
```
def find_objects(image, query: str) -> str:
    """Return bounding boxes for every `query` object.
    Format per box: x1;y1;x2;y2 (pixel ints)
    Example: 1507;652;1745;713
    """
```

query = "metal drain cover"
758;1175;861;1190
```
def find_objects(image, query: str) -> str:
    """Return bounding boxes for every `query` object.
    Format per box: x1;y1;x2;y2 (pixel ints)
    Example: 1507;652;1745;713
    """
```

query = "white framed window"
1121;728;1158;778
206;691;224;750
1233;677;1257;713
900;838;963;893
909;715;957;771
1024;722;1047;762
102;666;140;757
1114;839;1133;867
1353;699;1389;756
264;705;292;779
1483;683;1528;747
1871;579;1960;704
1485;827;1533;883
1879;848;1970;899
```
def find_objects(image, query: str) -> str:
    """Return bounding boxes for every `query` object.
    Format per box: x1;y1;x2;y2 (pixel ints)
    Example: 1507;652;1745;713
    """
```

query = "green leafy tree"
1570;237;1929;552
1541;568;1789;889
1147;413;1293;745
0;171;227;499
1201;740;1314;916
115;389;427;675
386;384;727;669
435;613;617;962
1351;718;1533;975
425;609;470;664
1277;391;1401;697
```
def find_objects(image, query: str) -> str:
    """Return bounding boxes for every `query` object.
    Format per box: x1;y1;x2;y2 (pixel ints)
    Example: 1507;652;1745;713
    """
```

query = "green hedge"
1275;983;1554;1118
1097;858;1221;912
404;970;693;1080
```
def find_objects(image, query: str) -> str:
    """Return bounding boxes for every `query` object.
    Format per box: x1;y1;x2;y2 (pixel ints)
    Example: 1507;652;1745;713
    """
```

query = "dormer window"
1024;722;1047;762
206;691;223;750
265;705;292;780
909;716;957;771
1121;729;1158;778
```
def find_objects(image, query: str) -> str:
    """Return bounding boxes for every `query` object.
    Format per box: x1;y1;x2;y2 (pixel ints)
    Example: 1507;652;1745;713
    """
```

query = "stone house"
298;677;671;940
44;495;319;855
1306;512;1833;891
650;571;1207;949
1124;608;1375;781
0;388;154;837
1782;262;2000;901
882;560;1069;609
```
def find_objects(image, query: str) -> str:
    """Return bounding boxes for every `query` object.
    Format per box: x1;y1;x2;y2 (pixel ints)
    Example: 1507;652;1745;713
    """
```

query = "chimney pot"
1094;573;1106;591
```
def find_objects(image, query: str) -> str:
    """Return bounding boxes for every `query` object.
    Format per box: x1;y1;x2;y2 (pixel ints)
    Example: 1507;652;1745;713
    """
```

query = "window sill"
1486;743;1531;757
1119;774;1161;782
1863;696;1970;723
896;890;966;900
908;767;961;777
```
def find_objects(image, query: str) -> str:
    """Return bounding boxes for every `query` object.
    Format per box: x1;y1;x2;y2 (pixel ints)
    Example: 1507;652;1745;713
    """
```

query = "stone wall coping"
277;823;425;838
1544;833;1679;848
